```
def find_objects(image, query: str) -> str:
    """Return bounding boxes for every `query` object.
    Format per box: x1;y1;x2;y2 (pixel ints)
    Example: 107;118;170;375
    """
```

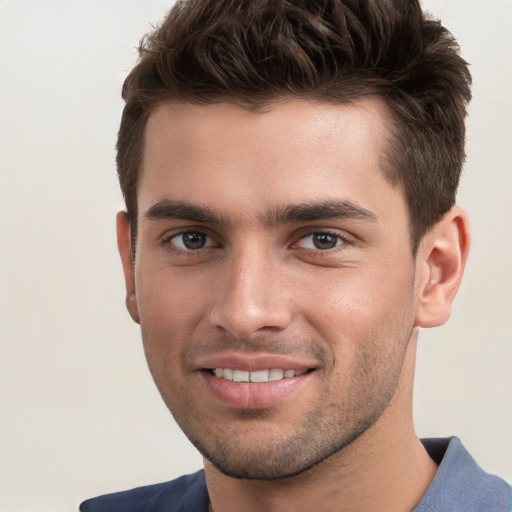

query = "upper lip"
193;353;319;372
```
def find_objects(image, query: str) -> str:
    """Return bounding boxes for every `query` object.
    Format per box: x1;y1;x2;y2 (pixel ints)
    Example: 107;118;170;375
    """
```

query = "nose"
208;246;292;339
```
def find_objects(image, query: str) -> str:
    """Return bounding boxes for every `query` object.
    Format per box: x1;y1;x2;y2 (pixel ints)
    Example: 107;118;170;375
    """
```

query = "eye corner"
293;230;350;252
160;229;218;252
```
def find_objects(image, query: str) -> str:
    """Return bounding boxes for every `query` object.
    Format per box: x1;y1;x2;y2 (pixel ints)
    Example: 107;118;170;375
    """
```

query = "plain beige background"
0;1;510;510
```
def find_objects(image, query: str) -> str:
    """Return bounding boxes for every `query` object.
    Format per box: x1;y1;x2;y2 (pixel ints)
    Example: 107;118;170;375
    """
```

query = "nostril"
209;304;291;339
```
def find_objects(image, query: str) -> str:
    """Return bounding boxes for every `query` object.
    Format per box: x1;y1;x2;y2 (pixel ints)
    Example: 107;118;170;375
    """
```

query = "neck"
205;334;438;512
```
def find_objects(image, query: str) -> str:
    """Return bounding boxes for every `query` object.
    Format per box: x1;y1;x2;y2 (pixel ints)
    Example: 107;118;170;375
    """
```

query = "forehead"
139;98;402;223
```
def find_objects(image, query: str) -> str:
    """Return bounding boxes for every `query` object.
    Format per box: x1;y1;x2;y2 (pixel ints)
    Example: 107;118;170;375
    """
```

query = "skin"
117;98;470;511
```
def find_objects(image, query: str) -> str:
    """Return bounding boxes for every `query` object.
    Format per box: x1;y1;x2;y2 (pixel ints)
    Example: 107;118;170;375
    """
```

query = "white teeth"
250;370;269;383
232;370;250;382
212;368;308;382
268;369;284;381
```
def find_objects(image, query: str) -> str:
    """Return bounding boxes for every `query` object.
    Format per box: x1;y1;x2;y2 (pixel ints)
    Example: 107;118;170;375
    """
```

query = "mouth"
207;367;312;383
195;353;319;408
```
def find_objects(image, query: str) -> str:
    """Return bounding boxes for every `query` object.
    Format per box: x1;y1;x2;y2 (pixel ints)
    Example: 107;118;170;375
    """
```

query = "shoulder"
416;437;512;512
79;470;209;512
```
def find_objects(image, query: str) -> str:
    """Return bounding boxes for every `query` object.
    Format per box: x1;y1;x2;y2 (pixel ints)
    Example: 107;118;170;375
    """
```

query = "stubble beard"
163;330;413;481
185;399;386;480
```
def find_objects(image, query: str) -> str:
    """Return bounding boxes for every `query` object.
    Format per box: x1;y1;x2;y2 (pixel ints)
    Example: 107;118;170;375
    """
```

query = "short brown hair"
117;0;471;252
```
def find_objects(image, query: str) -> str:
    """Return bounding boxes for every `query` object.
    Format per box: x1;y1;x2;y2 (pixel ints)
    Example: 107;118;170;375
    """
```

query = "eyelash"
292;230;352;255
161;230;217;254
161;229;353;256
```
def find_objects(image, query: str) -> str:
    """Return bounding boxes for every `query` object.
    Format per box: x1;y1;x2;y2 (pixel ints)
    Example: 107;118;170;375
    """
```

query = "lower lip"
201;370;312;409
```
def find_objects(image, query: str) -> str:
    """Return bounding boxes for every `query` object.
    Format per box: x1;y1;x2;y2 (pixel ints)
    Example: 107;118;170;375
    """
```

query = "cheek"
135;271;206;404
135;269;211;358
296;262;416;348
138;265;209;315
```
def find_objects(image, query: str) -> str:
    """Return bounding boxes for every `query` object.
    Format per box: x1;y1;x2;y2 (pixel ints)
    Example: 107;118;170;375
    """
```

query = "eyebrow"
144;199;378;226
145;200;228;224
264;200;378;226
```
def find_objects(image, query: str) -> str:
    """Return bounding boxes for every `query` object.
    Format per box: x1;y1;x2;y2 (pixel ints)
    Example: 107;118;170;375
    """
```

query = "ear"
414;206;470;328
116;211;140;324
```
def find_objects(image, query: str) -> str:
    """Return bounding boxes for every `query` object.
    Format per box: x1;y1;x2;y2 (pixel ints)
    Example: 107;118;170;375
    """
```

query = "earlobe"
414;206;471;328
116;211;141;324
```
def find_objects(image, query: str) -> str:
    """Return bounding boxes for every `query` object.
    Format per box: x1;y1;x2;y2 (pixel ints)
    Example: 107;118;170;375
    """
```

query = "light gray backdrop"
0;1;510;510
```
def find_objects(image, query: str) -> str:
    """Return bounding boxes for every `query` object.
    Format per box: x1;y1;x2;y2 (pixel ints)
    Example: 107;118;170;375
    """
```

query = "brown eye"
297;232;343;250
312;233;338;250
171;231;212;250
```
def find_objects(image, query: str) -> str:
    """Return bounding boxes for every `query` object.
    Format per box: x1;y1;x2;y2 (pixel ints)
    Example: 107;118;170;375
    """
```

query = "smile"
202;365;314;408
210;368;309;383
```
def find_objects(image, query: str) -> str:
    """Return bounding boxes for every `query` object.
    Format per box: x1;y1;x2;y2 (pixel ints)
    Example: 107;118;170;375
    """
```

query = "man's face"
123;98;422;479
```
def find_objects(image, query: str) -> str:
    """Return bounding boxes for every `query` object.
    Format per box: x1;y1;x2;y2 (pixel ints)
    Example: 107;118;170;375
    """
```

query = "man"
81;0;511;510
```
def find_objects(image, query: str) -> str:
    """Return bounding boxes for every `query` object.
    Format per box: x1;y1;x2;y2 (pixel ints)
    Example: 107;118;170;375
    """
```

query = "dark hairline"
118;0;471;261
126;93;417;258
